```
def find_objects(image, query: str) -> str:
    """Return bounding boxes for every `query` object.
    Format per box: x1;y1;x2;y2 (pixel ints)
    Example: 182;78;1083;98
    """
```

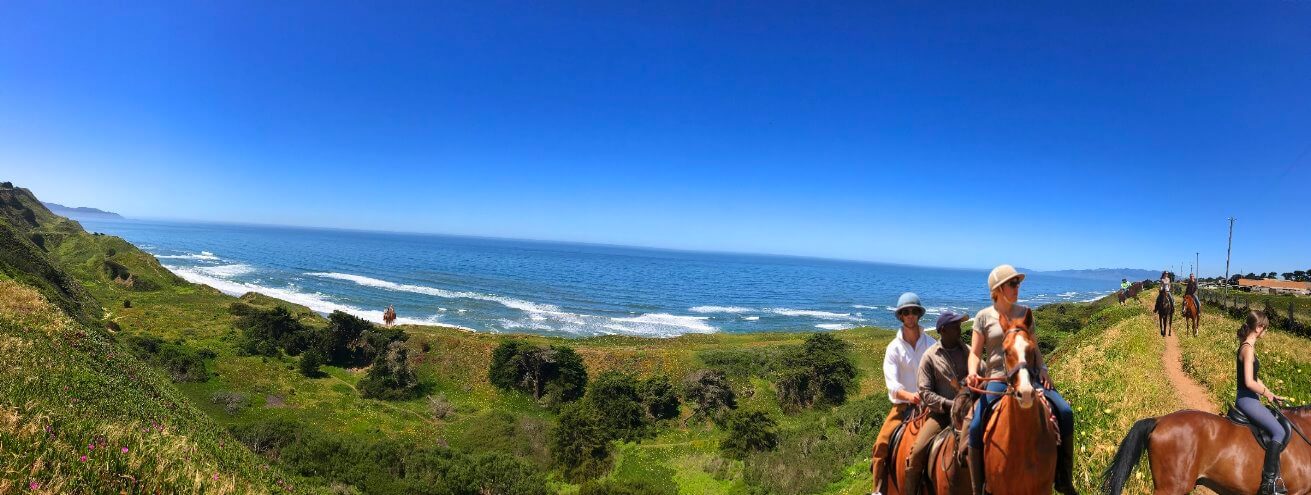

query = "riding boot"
1259;447;1287;495
1054;429;1078;495
968;445;985;495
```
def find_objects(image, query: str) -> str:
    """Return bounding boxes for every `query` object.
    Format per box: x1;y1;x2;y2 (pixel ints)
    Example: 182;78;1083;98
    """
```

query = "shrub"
428;393;454;419
358;341;420;400
229;418;302;456
489;340;588;407
123;299;131;308
238;306;305;357
551;401;614;482
587;371;648;441
299;349;325;377
682;369;737;422
124;335;210;382
775;333;856;412
719;410;779;459
638;374;681;420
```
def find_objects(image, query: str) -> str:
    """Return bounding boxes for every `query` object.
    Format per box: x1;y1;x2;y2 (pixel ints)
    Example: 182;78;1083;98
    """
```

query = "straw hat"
988;264;1026;291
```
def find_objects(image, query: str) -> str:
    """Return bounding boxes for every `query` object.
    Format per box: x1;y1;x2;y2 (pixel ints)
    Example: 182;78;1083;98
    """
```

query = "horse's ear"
1024;309;1034;330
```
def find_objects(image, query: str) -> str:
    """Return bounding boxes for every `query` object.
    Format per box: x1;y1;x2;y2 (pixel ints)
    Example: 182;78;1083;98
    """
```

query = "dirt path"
1162;329;1217;412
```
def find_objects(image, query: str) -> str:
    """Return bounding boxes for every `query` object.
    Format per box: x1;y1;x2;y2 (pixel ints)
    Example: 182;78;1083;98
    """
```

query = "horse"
383;305;397;326
1118;290;1128;305
968;309;1061;495
1154;289;1174;337
883;393;974;495
1102;405;1311;495
1182;294;1200;337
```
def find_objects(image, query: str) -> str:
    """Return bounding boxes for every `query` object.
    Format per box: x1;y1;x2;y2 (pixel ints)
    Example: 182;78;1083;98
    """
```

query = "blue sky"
2;1;1308;274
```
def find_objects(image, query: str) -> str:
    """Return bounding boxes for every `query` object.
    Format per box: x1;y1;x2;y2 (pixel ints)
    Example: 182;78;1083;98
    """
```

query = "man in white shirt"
871;292;936;495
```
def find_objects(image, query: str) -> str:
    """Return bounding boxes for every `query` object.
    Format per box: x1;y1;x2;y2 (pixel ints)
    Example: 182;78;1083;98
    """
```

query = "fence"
1199;288;1311;338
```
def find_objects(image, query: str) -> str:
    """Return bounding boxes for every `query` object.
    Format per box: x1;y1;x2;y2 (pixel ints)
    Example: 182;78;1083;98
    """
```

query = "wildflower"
212;473;219;481
29;481;39;490
79;455;87;462
88;444;94;451
121;447;129;453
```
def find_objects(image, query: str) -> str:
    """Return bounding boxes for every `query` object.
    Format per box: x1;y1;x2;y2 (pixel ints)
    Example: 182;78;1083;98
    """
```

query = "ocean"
79;218;1117;337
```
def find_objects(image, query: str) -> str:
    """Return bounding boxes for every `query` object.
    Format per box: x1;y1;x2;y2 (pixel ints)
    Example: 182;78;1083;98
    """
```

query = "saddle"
1226;406;1292;453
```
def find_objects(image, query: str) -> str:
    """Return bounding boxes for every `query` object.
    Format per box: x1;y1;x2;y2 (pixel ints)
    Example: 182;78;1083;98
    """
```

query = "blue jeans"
1237;396;1286;445
969;377;1075;448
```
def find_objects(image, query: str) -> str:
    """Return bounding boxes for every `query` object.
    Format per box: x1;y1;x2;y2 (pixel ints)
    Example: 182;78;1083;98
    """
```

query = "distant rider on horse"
902;310;969;495
1185;273;1200;314
1120;278;1130;305
872;292;936;495
1236;310;1288;495
965;265;1077;495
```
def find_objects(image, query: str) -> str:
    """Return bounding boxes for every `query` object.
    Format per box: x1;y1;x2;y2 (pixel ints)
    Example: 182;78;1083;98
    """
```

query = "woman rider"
1236;310;1287;495
964;265;1076;495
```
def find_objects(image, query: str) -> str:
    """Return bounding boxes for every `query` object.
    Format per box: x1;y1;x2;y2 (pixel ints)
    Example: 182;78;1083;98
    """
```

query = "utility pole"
1225;217;1236;282
1195;252;1199;278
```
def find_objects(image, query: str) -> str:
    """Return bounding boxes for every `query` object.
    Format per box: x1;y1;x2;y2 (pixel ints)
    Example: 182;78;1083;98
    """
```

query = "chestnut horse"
883;395;974;495
1154;289;1174;337
969;309;1060;495
383;305;397;326
1102;406;1311;495
1182;294;1200;336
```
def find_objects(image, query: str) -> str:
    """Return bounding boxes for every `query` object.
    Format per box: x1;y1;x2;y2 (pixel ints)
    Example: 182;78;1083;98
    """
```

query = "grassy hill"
6;180;1305;494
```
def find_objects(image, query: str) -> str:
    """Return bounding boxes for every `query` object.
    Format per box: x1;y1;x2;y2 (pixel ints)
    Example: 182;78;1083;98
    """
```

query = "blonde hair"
1237;310;1269;341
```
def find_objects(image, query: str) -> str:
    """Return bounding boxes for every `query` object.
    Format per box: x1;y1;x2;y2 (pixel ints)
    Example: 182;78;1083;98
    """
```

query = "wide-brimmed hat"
988;264;1026;291
894;292;925;316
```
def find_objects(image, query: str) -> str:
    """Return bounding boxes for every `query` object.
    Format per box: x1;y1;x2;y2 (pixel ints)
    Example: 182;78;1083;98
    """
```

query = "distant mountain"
42;201;124;219
1037;268;1160;282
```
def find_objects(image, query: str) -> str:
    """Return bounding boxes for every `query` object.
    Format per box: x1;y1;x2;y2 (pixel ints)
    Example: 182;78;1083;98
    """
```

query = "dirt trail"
1162;329;1217;412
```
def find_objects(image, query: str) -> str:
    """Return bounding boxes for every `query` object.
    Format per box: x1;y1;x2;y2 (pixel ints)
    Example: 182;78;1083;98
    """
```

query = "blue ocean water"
79;219;1117;337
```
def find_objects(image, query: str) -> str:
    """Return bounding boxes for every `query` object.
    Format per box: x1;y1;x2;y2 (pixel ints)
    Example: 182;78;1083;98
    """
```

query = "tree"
776;333;857;412
718;410;779;459
551;401;613;482
586;371;648;441
321;310;373;365
238;306;304;357
681;369;737;423
298;349;324;377
637;374;681;420
358;341;420;400
488;340;588;407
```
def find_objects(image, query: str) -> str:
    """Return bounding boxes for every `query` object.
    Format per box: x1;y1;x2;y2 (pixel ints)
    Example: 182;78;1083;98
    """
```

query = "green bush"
299;348;325;377
637;374;681;420
775;333;856;412
719;410;779;459
211;390;249;414
682;369;736;422
123;335;211;382
551;401;614;482
742;395;891;495
358;342;420;400
237;305;304;357
587;371;649;441
489;340;588;407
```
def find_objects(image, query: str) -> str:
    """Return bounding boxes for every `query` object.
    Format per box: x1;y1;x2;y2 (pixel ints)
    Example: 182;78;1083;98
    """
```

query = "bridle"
963;327;1063;445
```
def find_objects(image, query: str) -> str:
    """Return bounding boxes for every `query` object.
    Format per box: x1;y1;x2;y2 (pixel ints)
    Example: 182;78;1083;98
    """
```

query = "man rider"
903;310;969;495
871;292;936;495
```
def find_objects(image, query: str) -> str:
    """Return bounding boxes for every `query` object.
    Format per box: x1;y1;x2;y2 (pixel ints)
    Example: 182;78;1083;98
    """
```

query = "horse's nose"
1016;389;1035;409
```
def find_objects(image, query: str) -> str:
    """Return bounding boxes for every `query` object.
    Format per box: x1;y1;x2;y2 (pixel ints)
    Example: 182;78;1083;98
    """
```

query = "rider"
872;292;936;495
1120;278;1130;305
1185;273;1200;313
965;265;1076;495
903;310;969;495
1236;310;1287;495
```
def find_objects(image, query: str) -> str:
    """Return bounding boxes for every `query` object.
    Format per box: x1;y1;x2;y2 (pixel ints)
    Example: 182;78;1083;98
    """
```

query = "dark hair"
1160;271;1169;279
1237;310;1269;342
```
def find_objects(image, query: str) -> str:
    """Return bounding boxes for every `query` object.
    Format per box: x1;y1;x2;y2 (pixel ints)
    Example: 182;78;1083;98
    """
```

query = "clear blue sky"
2;2;1308;274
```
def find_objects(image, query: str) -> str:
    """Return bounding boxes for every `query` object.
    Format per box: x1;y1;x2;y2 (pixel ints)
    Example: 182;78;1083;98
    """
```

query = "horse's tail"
1100;417;1157;495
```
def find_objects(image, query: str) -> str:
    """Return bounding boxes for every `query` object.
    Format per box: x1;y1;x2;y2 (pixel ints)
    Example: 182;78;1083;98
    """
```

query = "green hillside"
5;180;1304;494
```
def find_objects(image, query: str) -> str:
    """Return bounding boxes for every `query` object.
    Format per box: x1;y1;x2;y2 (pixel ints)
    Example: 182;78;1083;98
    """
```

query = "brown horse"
883;396;974;495
971;309;1060;495
1154;289;1174;337
1182;294;1200;336
1102;407;1311;495
383;305;397;326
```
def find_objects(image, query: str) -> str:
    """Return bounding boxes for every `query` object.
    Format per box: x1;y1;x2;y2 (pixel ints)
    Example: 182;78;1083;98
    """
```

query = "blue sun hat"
894;292;925;316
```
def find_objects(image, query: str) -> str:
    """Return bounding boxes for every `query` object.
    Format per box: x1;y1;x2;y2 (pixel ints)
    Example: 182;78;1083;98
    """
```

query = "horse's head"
999;309;1038;409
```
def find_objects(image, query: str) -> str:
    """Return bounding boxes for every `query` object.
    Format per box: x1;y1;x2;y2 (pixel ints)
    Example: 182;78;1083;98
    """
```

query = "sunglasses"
897;308;924;317
1005;279;1022;288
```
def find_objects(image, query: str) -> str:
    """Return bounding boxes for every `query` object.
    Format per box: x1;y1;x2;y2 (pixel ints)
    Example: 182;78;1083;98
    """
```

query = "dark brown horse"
1102;406;1311;495
1182;294;1200;336
969;309;1060;495
1154;289;1174;337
